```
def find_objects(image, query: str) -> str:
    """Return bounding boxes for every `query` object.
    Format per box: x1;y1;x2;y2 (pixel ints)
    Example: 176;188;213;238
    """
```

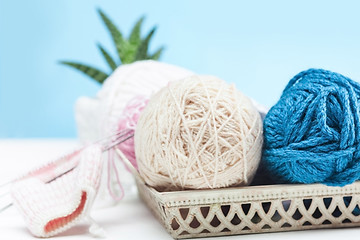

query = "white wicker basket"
116;149;360;239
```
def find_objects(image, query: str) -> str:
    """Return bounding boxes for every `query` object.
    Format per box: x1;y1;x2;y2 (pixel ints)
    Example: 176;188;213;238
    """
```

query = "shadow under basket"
135;178;360;239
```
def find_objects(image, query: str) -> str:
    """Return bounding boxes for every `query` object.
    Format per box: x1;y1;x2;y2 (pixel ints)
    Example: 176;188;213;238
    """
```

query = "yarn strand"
168;80;212;189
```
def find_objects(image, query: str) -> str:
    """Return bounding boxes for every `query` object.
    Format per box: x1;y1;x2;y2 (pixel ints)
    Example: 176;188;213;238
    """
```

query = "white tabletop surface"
1;139;360;240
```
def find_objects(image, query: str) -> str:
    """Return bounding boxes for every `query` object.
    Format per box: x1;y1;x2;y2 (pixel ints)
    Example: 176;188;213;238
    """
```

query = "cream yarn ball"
135;75;263;191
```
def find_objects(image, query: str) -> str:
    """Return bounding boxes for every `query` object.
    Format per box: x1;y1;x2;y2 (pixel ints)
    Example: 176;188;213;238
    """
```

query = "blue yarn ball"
263;68;360;186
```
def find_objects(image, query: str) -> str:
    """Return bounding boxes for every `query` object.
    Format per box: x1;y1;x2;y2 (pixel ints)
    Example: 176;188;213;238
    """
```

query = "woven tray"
116;149;360;239
136;178;360;239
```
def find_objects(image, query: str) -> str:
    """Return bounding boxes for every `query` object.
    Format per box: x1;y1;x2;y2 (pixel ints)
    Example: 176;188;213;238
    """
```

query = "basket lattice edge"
135;179;360;239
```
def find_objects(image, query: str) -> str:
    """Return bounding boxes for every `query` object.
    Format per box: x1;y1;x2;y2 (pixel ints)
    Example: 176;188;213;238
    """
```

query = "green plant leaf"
121;44;137;64
129;16;145;47
97;43;118;70
60;61;108;84
98;9;126;64
61;10;164;85
135;27;156;61
148;46;164;60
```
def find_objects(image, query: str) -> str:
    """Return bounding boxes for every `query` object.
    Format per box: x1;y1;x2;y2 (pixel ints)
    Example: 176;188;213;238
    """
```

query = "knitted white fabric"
11;145;103;237
75;60;194;143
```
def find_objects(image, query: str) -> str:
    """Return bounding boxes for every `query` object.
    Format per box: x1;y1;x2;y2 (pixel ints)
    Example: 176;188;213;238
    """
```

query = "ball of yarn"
263;68;360;186
117;96;149;170
135;75;263;191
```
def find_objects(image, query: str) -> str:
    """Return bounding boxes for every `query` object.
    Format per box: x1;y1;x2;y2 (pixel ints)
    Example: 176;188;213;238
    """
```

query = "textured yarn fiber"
135;75;263;191
117;95;149;170
264;68;360;186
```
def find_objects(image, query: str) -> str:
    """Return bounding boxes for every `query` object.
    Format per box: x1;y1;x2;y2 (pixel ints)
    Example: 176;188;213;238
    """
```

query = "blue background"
1;0;360;138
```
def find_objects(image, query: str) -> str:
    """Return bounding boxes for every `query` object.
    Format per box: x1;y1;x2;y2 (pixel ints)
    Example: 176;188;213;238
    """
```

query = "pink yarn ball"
117;96;149;170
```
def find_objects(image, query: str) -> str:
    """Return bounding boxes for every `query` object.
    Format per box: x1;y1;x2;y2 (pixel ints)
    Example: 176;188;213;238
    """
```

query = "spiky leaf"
148;46;164;60
135;27;156;60
60;61;108;84
97;44;117;70
121;42;137;64
62;10;165;84
129;16;145;47
98;9;126;64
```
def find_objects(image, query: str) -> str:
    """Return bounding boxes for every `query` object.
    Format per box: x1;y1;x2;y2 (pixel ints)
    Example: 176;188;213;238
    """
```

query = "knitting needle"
0;203;12;213
103;133;134;151
0;182;12;213
0;189;12;213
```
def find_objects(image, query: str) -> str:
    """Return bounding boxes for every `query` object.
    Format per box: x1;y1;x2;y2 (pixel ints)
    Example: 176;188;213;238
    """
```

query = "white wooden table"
0;139;359;239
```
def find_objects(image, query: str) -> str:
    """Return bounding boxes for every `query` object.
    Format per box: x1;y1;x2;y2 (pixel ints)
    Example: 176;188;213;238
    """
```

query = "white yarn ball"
135;75;263;191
